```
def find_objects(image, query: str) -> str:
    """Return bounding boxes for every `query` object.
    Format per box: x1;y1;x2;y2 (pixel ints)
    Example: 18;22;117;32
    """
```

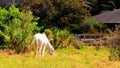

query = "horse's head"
43;33;54;55
49;48;54;55
47;43;54;55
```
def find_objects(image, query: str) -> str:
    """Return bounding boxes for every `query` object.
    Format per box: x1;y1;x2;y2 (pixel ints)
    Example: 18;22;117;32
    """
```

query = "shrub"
79;17;106;33
44;29;53;41
52;28;70;49
79;22;94;33
0;5;40;53
52;28;85;49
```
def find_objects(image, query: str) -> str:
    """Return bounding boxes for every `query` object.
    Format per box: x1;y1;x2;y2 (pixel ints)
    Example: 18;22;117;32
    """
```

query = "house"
92;9;120;31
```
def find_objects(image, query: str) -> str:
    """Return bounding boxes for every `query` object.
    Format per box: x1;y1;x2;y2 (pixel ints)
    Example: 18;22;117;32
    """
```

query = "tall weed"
107;25;120;60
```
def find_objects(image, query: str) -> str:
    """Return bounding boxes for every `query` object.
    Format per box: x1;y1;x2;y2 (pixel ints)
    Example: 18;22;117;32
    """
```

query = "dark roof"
92;9;120;23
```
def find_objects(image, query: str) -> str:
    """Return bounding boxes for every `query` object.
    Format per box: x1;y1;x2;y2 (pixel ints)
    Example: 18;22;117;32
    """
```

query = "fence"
71;34;104;42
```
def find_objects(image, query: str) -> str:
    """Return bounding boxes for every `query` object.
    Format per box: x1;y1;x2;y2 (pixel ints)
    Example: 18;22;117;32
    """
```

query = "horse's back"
34;33;49;44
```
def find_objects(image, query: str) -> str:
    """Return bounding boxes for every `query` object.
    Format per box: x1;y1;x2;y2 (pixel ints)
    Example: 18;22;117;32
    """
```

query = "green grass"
0;46;120;68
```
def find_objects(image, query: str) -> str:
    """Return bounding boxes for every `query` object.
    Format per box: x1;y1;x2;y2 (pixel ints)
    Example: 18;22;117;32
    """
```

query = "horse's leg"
39;45;43;57
41;45;46;57
34;40;38;58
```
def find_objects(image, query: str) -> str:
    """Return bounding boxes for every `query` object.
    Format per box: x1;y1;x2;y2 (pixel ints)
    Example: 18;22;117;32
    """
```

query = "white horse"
34;33;54;57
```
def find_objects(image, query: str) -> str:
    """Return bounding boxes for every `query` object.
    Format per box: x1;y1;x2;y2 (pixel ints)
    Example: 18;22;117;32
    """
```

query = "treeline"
1;0;120;15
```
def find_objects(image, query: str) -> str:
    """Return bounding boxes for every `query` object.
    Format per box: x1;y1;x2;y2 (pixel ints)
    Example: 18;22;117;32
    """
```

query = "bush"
78;17;106;33
44;29;53;41
0;5;40;53
52;28;85;49
52;28;70;49
79;22;94;33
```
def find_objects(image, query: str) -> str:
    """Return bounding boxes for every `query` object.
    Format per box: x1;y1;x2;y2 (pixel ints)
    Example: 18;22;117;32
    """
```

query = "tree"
27;0;89;33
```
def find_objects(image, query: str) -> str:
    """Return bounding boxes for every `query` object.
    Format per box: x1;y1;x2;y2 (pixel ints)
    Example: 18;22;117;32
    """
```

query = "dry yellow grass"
0;46;120;68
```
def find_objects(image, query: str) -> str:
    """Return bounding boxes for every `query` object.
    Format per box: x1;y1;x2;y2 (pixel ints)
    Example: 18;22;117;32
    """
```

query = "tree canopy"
22;0;89;32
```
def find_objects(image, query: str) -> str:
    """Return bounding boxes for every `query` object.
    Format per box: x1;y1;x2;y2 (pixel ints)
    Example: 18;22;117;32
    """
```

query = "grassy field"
0;46;120;68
